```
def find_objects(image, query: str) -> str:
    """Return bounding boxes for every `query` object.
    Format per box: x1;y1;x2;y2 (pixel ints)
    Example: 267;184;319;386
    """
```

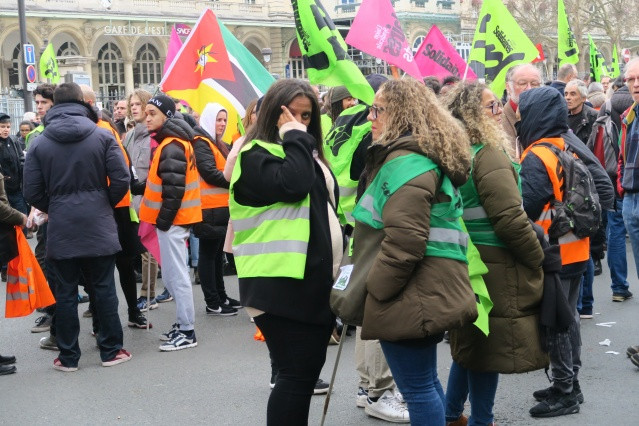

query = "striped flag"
160;9;274;143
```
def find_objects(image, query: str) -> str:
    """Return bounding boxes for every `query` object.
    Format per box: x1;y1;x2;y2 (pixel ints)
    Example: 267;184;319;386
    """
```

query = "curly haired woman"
442;82;545;426
353;78;478;424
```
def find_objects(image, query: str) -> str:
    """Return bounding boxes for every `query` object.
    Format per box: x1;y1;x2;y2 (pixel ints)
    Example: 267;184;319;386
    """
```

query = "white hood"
200;102;227;141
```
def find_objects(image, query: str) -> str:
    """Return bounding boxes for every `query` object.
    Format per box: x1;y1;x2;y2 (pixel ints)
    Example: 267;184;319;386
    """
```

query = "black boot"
0;354;16;365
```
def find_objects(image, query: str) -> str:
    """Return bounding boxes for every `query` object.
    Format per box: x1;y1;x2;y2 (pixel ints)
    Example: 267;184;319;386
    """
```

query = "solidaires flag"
292;0;374;105
557;0;579;66
468;0;538;96
161;9;274;143
39;43;60;84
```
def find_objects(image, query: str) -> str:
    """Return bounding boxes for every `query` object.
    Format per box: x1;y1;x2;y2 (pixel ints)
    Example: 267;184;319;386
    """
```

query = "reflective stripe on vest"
6;271;35;302
229;140;311;279
352;153;468;263
139;136;202;225
520;138;590;265
98;119;131;208
195;135;230;209
459;144;517;248
324;104;371;226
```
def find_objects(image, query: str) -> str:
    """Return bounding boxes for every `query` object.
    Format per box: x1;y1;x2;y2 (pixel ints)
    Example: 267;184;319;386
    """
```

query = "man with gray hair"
565;79;598;144
502;64;543;152
551;64;578;95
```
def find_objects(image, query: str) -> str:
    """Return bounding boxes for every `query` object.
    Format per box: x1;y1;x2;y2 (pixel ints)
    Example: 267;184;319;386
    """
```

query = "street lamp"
261;48;272;64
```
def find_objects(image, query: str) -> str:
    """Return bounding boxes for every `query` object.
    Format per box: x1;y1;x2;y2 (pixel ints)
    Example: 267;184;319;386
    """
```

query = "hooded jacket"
518;87;614;276
151;117;197;231
23;102;129;259
357;135;478;342
200;103;227;143
0;133;24;194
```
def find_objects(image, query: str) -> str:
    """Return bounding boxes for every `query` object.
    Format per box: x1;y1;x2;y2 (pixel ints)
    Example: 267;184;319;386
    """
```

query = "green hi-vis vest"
324;104;371;226
25;124;44;149
352;153;468;263
461;219;493;336
460;144;521;248
229;140;311;279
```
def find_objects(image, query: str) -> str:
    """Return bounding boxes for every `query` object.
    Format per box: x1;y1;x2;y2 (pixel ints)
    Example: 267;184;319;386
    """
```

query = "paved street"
1;246;639;425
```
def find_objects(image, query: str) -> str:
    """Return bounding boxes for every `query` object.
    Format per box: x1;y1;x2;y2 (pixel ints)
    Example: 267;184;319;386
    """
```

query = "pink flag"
414;25;476;81
163;26;183;76
138;221;162;267
345;0;422;80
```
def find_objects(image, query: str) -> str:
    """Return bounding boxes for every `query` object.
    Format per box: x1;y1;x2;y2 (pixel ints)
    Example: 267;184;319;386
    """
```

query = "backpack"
587;100;619;177
539;142;601;239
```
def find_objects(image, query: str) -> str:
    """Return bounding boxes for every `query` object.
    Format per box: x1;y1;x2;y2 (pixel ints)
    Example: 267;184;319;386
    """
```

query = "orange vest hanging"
194;135;229;209
98;119;131;208
139;137;202;225
521;137;590;265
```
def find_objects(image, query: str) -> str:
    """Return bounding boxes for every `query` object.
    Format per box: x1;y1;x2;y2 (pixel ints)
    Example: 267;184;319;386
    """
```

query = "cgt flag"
345;0;422;81
468;0;538;96
414;25;477;80
609;44;620;79
589;35;608;82
557;0;579;66
39;43;60;84
292;0;374;105
161;9;274;144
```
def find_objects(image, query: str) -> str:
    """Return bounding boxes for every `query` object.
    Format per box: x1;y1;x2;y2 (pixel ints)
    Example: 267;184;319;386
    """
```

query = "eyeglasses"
625;76;639;85
370;104;386;120
484;101;502;115
513;80;542;89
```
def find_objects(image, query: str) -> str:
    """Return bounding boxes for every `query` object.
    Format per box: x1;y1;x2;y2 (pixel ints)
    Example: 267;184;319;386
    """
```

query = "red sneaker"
53;358;78;372
102;349;132;367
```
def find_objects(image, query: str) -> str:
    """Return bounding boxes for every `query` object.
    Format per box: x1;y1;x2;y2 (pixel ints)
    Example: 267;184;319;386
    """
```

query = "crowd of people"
1;58;639;424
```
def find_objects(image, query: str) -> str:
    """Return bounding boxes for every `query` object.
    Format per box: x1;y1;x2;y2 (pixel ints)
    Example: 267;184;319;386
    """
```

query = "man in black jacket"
0;113;26;217
517;86;613;418
565;80;598;144
23;82;132;371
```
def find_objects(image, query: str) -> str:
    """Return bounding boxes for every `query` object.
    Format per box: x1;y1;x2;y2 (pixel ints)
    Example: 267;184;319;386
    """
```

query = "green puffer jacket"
357;136;478;342
449;144;547;374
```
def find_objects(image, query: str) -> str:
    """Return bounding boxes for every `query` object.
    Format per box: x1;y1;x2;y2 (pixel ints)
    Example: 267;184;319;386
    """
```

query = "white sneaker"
357;387;369;408
364;389;410;423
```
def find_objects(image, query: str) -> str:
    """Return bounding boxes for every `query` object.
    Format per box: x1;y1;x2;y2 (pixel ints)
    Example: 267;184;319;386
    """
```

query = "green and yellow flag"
609;44;620;79
588;35;608;82
292;0;374;105
39;43;60;84
557;0;579;66
468;0;539;96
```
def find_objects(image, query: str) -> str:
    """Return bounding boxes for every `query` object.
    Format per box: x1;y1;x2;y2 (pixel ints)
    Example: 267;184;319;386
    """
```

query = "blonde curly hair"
442;81;513;157
376;77;470;178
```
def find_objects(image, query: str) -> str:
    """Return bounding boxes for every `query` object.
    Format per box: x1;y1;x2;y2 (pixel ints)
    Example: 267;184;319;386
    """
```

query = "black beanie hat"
148;95;176;118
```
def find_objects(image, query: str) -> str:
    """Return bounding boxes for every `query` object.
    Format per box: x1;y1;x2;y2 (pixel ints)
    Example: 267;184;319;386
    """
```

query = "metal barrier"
0;96;35;131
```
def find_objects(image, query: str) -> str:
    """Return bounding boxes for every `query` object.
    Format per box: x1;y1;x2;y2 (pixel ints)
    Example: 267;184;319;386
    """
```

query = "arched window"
57;41;80;57
134;43;162;87
288;39;306;80
412;36;425;55
97;43;125;108
9;44;21;87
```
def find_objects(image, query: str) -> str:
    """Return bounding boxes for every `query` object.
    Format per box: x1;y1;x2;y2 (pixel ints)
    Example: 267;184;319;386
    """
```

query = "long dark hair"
245;79;325;162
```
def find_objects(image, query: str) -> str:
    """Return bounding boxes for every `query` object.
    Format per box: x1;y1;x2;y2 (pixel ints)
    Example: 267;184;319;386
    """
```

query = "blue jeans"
380;340;445;425
577;257;594;314
188;231;199;268
5;190;28;215
445;361;499;425
610;198;630;293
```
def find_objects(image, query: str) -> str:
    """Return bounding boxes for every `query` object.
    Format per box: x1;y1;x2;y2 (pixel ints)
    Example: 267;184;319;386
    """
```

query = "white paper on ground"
596;322;617;327
598;339;611;346
605;351;619;355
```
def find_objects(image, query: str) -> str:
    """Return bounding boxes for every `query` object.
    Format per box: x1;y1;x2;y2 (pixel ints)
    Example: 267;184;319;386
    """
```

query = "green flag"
588;35;608;82
291;0;374;105
39;43;60;84
557;0;579;66
609;44;620;79
468;0;539;96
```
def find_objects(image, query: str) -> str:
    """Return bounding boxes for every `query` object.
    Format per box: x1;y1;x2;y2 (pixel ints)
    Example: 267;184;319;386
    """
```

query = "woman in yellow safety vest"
229;79;343;425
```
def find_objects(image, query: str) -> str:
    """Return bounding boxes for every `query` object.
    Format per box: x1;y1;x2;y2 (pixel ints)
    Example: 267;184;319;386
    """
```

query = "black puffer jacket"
152;118;196;231
23;102;129;259
192;126;229;239
568;104;598;144
518;87;614;277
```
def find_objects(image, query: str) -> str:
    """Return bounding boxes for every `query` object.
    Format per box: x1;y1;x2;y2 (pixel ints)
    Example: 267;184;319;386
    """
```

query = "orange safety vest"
520;137;590;265
97;119;131;208
195;135;229;209
139;137;202;225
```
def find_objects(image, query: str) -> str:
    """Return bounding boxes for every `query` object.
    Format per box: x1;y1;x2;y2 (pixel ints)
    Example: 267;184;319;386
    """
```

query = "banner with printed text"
609;44;620;79
468;0;538;96
414;25;476;80
557;0;579;66
345;0;422;80
589;35;608;82
292;0;374;105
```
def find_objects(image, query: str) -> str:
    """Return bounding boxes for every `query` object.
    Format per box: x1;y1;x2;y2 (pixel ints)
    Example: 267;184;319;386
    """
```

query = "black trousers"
198;237;227;306
254;313;332;426
48;255;123;366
